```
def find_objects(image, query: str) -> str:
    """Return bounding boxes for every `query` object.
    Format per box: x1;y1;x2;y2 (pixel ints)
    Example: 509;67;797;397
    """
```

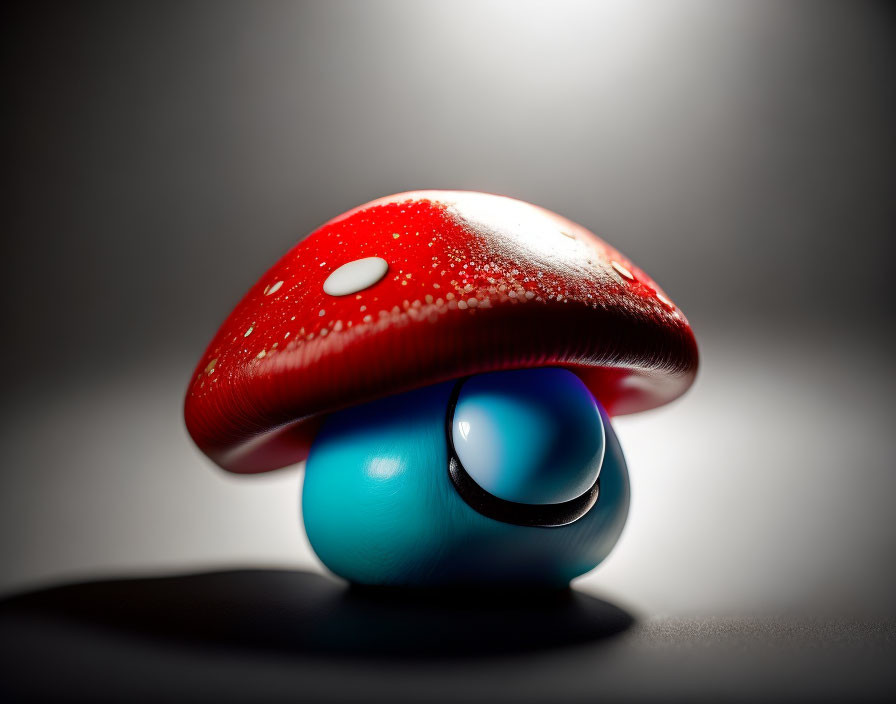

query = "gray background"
2;0;895;628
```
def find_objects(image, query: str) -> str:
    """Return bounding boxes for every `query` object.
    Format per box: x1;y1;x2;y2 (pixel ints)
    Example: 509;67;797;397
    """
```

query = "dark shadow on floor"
0;568;633;661
3;571;895;703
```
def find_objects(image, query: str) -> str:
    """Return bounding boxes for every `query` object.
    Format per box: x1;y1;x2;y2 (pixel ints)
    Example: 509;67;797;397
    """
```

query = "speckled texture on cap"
184;191;698;473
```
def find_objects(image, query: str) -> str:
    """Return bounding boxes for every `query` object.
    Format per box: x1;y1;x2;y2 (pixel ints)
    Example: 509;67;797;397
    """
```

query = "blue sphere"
301;371;629;587
452;368;604;505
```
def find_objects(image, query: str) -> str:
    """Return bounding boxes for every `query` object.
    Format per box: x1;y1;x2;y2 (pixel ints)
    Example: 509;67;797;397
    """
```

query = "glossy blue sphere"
452;368;604;505
302;371;629;587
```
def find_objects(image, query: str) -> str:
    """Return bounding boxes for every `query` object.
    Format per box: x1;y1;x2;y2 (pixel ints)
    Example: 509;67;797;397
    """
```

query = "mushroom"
184;191;698;587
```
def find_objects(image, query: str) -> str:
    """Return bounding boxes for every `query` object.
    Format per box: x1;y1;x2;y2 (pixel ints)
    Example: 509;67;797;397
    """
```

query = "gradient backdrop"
2;0;895;684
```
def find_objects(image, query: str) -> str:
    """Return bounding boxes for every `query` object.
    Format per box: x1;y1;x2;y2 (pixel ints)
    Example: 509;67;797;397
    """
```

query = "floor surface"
1;568;893;702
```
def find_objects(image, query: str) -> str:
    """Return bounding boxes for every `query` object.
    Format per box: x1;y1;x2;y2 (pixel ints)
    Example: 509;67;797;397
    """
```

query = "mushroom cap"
185;191;698;473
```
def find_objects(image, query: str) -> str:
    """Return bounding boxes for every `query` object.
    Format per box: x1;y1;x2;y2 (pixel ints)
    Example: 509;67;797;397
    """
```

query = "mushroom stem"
301;374;629;587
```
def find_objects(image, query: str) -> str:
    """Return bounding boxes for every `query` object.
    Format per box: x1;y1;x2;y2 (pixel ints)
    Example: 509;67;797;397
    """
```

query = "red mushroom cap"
185;191;698;473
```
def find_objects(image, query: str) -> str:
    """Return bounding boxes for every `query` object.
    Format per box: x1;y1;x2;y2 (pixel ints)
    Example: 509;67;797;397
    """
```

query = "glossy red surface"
184;191;698;473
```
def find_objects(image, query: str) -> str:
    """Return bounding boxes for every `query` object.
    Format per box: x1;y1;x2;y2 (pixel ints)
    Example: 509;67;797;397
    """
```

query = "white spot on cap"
656;292;675;310
265;280;283;296
323;257;389;296
611;261;634;280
